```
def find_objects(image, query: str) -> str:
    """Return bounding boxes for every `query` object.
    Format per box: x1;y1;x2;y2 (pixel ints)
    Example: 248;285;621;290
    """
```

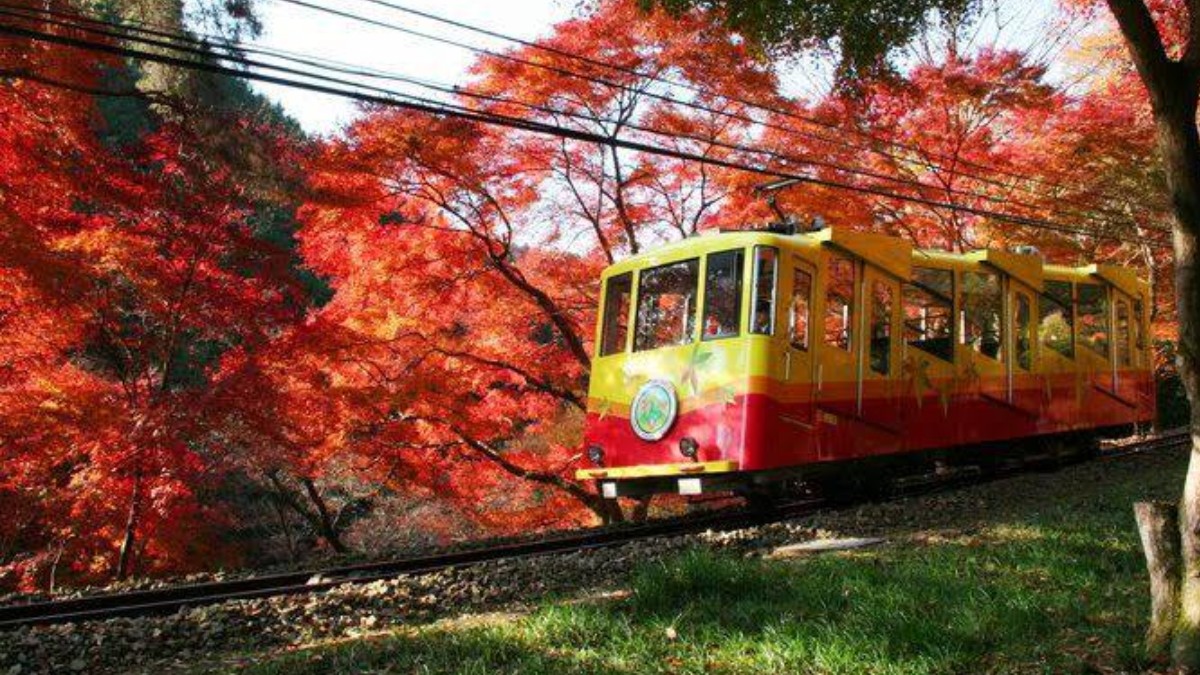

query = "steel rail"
0;499;819;629
0;429;1188;629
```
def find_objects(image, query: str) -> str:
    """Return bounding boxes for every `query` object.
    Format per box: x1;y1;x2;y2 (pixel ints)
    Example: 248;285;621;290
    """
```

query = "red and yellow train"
577;226;1154;499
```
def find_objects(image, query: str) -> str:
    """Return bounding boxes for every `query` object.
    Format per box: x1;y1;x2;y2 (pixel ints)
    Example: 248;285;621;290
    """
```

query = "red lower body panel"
583;370;1155;475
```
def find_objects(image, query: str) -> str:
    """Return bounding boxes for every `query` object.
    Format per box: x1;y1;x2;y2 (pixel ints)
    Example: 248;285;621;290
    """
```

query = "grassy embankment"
236;448;1187;674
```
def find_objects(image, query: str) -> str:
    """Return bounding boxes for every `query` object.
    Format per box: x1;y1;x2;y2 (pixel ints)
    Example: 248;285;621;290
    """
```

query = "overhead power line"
0;1;1139;230
0;12;1166;245
14;0;1145;235
195;0;1163;233
344;0;1142;213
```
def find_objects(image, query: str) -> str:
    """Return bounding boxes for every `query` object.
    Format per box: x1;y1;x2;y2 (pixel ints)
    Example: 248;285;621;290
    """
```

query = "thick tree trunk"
1098;4;1200;651
1136;501;1183;657
450;427;627;523
1172;220;1200;666
1152;80;1200;668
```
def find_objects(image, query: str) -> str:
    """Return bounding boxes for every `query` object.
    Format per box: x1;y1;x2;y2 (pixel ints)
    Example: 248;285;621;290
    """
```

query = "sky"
227;0;1072;136
237;0;577;134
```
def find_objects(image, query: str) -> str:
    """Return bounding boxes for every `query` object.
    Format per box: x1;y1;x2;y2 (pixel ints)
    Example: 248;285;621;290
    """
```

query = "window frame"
598;271;633;357
1039;279;1075;359
869;278;894;376
790;263;813;351
960;268;1005;362
1133;297;1147;366
632;257;701;353
700;249;745;343
824;252;856;352
902;266;956;364
1014;291;1033;372
749;246;779;336
1115;297;1132;368
1076;281;1110;359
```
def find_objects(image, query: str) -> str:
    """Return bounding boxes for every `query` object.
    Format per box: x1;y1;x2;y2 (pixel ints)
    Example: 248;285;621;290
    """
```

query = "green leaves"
644;0;980;78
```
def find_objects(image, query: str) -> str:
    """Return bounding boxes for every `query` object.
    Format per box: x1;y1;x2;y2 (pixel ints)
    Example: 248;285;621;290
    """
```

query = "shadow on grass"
240;453;1187;675
242;533;1150;675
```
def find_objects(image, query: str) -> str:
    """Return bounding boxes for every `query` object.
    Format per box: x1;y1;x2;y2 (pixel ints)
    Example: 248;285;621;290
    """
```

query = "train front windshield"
634;259;700;351
600;247;778;356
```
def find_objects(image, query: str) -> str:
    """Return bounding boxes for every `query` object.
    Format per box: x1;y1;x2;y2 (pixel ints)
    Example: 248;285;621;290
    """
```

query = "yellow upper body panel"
590;230;802;414
812;228;912;280
590;227;1152;414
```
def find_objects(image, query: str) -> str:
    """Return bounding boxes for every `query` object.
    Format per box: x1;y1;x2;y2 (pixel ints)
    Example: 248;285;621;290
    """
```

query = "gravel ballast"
0;445;1182;674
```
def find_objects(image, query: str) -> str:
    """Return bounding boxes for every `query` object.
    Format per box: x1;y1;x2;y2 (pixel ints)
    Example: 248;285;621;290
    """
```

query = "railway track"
1102;428;1192;459
0;429;1190;630
0;498;821;629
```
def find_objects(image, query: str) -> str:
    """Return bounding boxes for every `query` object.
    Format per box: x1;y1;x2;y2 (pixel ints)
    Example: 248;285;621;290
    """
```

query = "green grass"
236;452;1186;675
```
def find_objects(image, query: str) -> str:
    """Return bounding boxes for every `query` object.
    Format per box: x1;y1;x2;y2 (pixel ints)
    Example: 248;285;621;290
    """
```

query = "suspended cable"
0;15;1164;245
346;0;1142;211
0;0;1140;229
254;0;1160;232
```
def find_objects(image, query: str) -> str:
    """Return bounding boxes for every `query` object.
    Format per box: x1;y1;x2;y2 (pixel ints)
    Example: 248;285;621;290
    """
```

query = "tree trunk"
630;496;652;523
301;478;349;554
116;469;143;581
1172;232;1200;665
265;472;349;555
1153;83;1200;669
270;492;299;562
448;427;628;523
48;540;65;593
599;499;626;525
1136;501;1183;657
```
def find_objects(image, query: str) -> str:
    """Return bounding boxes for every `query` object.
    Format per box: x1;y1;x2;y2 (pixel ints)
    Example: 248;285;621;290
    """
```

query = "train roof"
601;226;1148;296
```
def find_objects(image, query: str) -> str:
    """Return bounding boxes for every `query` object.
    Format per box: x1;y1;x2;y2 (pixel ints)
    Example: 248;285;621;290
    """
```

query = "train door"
783;256;817;427
816;249;860;421
1007;280;1041;415
859;264;903;431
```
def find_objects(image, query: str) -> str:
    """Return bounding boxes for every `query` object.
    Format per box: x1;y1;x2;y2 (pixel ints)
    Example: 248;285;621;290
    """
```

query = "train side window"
599;272;633;356
961;270;1003;361
1015;292;1032;371
790;266;812;350
869;280;893;375
825;253;855;351
903;267;954;362
1077;282;1109;357
701;249;744;341
1116;298;1132;367
633;259;699;352
750;247;778;335
1040;280;1074;358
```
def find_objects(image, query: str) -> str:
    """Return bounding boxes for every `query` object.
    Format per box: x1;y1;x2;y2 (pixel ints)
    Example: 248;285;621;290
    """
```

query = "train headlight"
587;445;605;466
679;436;699;459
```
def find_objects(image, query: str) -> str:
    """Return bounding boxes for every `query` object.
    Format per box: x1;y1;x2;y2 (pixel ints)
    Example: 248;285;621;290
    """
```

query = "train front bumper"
576;460;740;498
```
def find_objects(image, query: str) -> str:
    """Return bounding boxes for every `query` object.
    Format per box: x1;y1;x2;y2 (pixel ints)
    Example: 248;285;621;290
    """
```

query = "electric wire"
19;2;1171;240
12;0;1150;235
0;0;1144;232
345;0;1142;211
0;12;1167;245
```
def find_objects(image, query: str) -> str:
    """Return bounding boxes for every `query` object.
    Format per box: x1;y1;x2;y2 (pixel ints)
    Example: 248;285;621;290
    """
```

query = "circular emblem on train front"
630;380;678;441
